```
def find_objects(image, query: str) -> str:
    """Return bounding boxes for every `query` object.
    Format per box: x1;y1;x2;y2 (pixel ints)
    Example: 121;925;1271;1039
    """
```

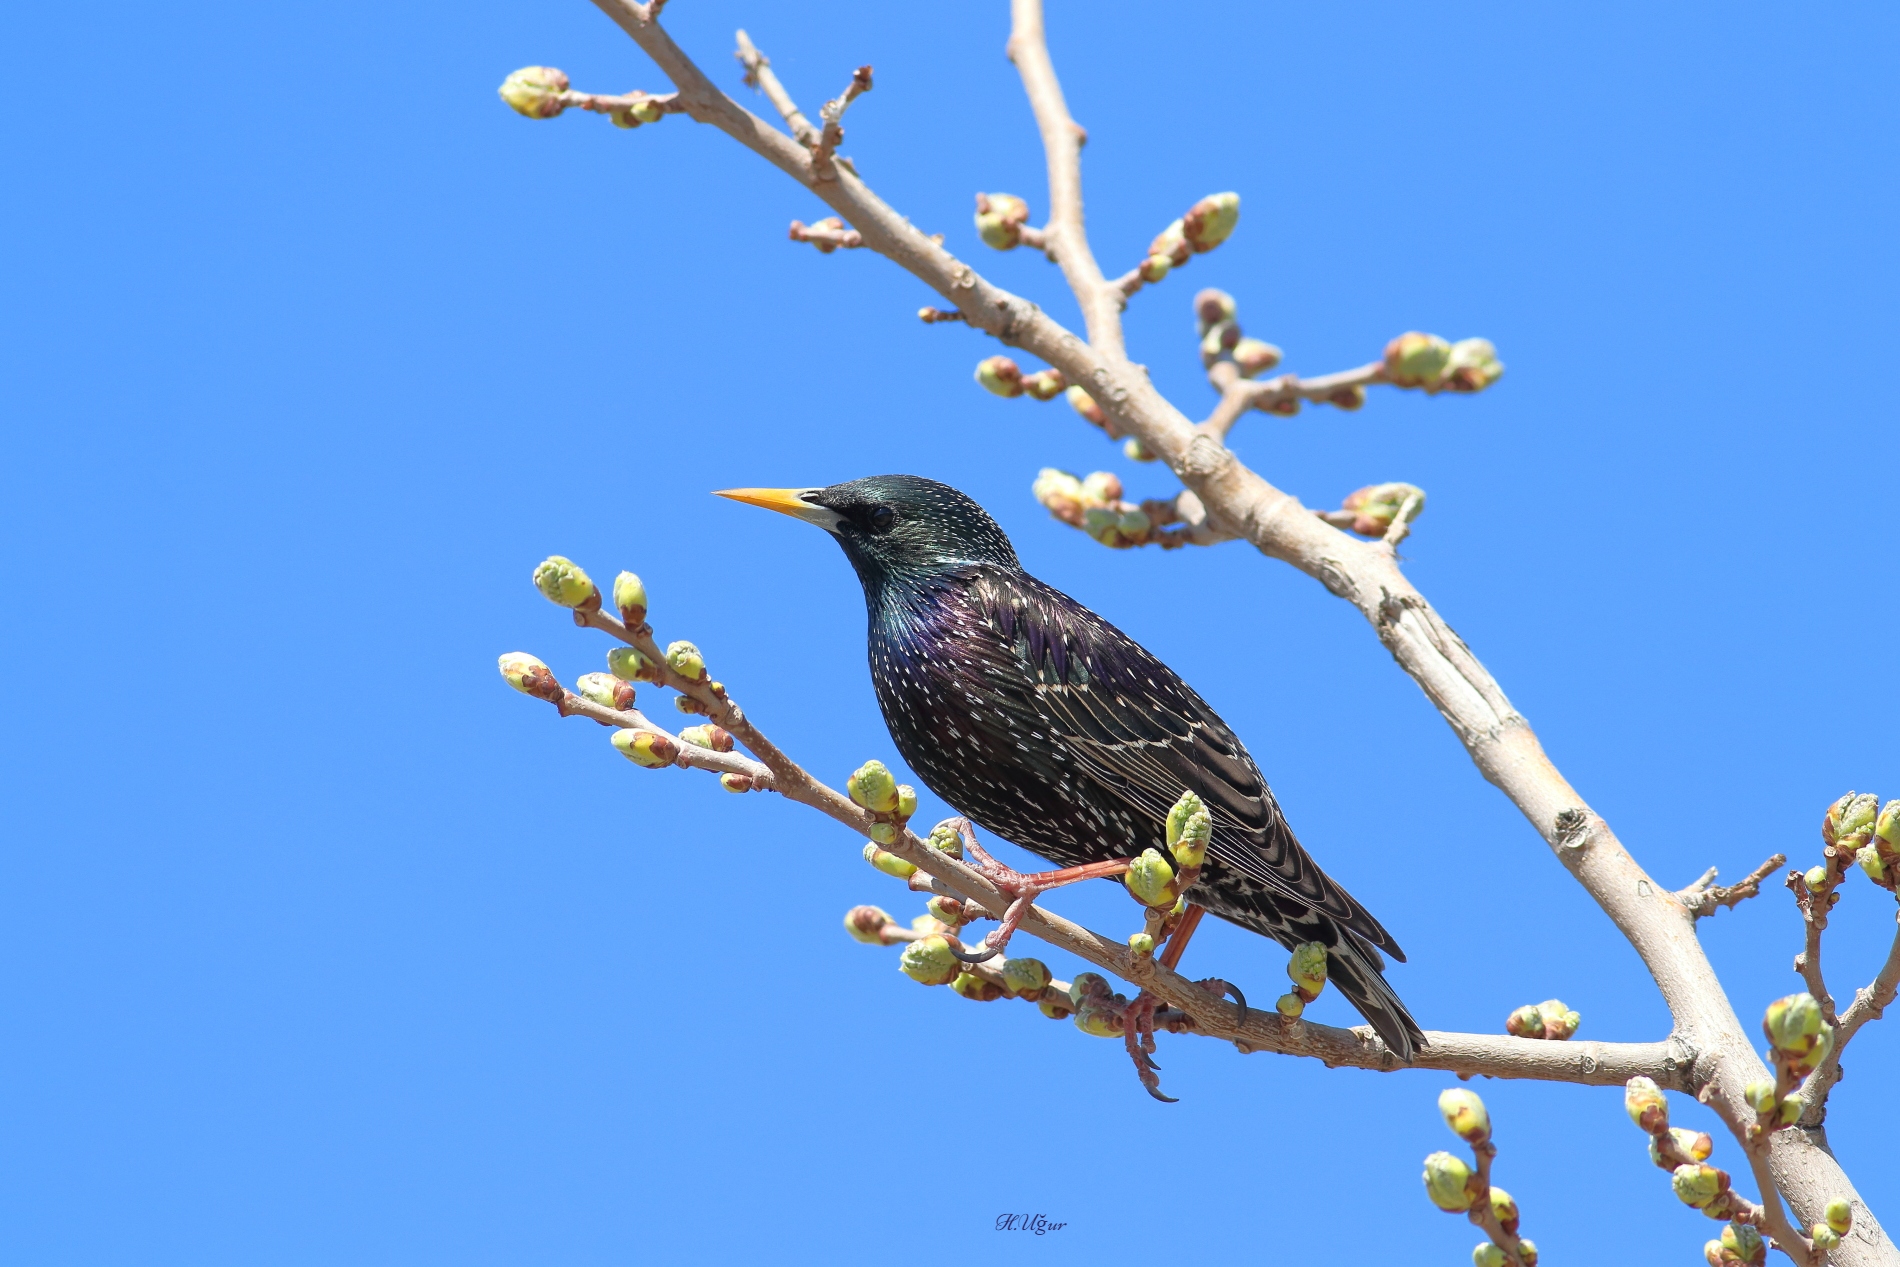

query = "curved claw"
1202;978;1247;1028
1145;1084;1180;1104
952;942;1001;965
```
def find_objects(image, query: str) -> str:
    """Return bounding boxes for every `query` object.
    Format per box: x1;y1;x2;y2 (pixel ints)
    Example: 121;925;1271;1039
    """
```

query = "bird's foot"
1122;989;1177;1102
947;819;1135;964
1195;976;1249;1027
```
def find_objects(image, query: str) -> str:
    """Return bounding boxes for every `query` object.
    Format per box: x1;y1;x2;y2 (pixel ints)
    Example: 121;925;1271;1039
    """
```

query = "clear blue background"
4;1;1896;1262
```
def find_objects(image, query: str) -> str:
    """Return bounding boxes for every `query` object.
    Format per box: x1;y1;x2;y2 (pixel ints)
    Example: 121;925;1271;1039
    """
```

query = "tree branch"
733;29;818;145
1676;854;1788;919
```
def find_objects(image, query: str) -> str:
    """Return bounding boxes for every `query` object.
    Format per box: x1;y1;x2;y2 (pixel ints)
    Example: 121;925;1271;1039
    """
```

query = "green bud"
676;724;734;752
1287;941;1328;998
925;819;963;859
1193;288;1237;332
1068;972;1110;1008
610;728;678;768
951;972;1004;1002
1825;1198;1853;1235
1442;338;1505;393
898;934;959;985
847;759;901;813
1763;992;1825;1053
611;571;648;625
1537;999;1580;1040
1170;809;1211;869
532;555;597;608
1422;1151;1475;1212
1199;320;1242;364
1166;790;1206;848
1778;1093;1803;1124
1037;996;1072;1020
1383;331;1453;388
1275;992;1304;1018
663;640;706;682
1720;1221;1765;1265
1649;1128;1715;1166
1181;192;1240;253
1123;847;1178;907
1001;957;1052;998
1232;337;1282;378
1148;219;1189;267
1128;932;1156;959
499;66;570;119
1473;1244;1506;1267
606;645;658;683
571;671;622;709
1342;482;1427;538
1672;1163;1728;1209
924;895;965;926
975;356;1025;398
1517;1240;1538;1267
1081;471;1122;503
1626;1076;1669;1132
1743;1080;1777;1115
1858;844;1888;882
1138;253;1172;283
629;98;664;124
1488;1186;1519;1234
1058;388;1105;432
1123;437;1155;462
1439;1087;1491;1145
974;193;1029;250
720;772;753;793
863;842;916;879
1826;792;1880;847
1022;369;1068;401
1506;1004;1545;1039
1073;999;1123;1038
843;904;897;945
1878;800;1900;847
867;822;899;845
1704;1241;1729;1267
1811;1226;1841;1253
1805;865;1831;893
894;784;918;818
498;651;557;697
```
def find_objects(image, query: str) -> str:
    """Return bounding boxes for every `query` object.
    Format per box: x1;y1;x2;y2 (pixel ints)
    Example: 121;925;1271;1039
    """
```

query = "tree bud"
1341;482;1426;537
1649;1128;1714;1166
1138;254;1173;283
1507;1004;1545;1038
1672;1163;1728;1209
1442;338;1505;393
843;904;899;945
1878;800;1900;847
1037;996;1072;1020
607;645;659;683
1193;288;1237;332
847;759;901;813
1123;847;1178;907
661;640;705;682
925;895;965;926
975;356;1025;398
1181;192;1240;252
1166;790;1207;847
1149;219;1190;267
498;651;563;702
1626;1076;1669;1132
533;555;598;608
1232;337;1283;378
1720;1221;1765;1266
1073;999;1123;1037
676;724;734;752
1064;384;1108;426
1081;470;1123;503
893;784;918;819
1199;320;1242;364
975;193;1030;249
1805;865;1830;893
611;728;678;768
720;772;753;793
574;671;624;708
863;842;916;879
612;571;648;625
952;972;1005;1001
1517;1240;1538;1267
1825;792;1879;847
1859;844;1889;883
1128;931;1156;958
1123;437;1155;462
1326;385;1368;411
1002;957;1052;999
1169;806;1211;869
1275;992;1304;1018
1488;1186;1519;1234
1811;1226;1841;1253
1383;332;1453;388
1473;1244;1506;1267
1536;999;1580;1040
499;66;570;119
1069;972;1111;1007
1034;467;1088;524
1778;1093;1802;1124
867;822;898;845
1422;1151;1475;1212
925;819;964;859
899;934;960;985
1763;992;1825;1054
1825;1198;1853;1235
1743;1080;1777;1115
1287;941;1328;999
1022;369;1068;401
1438;1087;1491;1145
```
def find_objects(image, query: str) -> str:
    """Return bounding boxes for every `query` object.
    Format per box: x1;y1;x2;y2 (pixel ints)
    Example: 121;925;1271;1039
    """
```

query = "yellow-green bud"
606;645;658;683
1805;865;1830;893
1439;1087;1491;1145
676;724;734;752
1704;1240;1727;1267
1193;288;1237;332
1537;1000;1580;1040
1123;437;1155;462
925;895;965;926
1168;807;1210;868
1275;992;1304;1018
1064;384;1108;427
1743;1080;1777;1115
1342;482;1427;538
1878;800;1900;847
1182;192;1240;252
1138;253;1172;283
951;972;1004;1002
1167;790;1207;845
1285;942;1327;1000
925;819;963;859
1443;337;1505;393
1826;792;1879;847
1763;992;1825;1053
1128;932;1156;959
1812;1226;1841;1253
975;355;1025;398
867;822;898;845
1037;996;1072;1020
1081;470;1122;503
1068;972;1110;1008
1779;1094;1803;1125
1673;1163;1728;1209
612;571;648;625
1002;957;1052;998
498;651;555;695
1858;844;1888;882
1199;319;1241;364
1506;1004;1545;1038
720;772;753;793
843;904;897;945
664;640;706;682
1473;1244;1506;1267
847;759;901;813
895;784;918;818
1825;1199;1853;1235
1232;337;1282;378
1123;848;1177;907
1488;1186;1519;1234
1073;1000;1123;1038
499;66;570;119
1649;1128;1715;1166
1720;1221;1765;1265
898;934;959;985
974;193;1030;250
863;842;916;879
573;671;623;708
1022;369;1067;401
1148;219;1189;267
1383;332;1453;388
610;728;678;768
1422;1151;1475;1212
532;555;597;608
627;98;664;124
1517;1240;1538;1267
1626;1076;1669;1132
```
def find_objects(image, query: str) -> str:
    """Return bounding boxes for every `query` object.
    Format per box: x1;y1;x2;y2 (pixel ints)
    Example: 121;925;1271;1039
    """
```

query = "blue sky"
4;1;1897;1262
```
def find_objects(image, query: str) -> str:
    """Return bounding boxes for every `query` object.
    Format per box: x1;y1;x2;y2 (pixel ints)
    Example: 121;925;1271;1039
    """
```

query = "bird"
715;474;1425;1061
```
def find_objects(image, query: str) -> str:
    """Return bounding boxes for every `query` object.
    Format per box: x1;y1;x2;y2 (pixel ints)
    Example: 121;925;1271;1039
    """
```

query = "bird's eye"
868;506;896;534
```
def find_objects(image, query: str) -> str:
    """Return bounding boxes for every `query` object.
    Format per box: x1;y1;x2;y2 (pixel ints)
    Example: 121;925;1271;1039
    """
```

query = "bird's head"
715;474;1020;587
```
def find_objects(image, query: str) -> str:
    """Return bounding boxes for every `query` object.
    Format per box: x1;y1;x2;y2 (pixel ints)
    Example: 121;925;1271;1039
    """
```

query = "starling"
717;474;1425;1060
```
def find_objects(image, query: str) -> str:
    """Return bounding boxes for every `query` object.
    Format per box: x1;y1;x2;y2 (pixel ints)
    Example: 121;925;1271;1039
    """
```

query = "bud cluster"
1382;333;1505;393
1336;482;1426;539
974;192;1034;250
788;217;863;253
1420;1088;1537;1264
846;759;918;851
1275;941;1328;1019
1031;468;1171;549
972;355;1066;402
1119;791;1213;913
1810;1200;1854;1255
1067;972;1130;1038
1504;999;1581;1041
1703;1221;1766;1267
1193;288;1285;386
1622;1076;1759;1224
1140;192;1241;283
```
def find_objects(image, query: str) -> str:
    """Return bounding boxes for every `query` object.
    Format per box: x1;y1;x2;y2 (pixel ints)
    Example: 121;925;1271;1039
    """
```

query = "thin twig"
1197;361;1389;439
811;64;873;178
733;29;818;144
1800;910;1900;1124
1677;854;1788;919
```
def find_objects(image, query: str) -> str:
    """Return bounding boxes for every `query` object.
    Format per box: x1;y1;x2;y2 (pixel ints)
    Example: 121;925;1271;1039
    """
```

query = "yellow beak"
713;487;841;529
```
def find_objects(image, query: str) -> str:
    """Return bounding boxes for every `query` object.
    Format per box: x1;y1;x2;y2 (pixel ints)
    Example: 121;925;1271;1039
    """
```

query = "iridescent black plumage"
792;474;1424;1059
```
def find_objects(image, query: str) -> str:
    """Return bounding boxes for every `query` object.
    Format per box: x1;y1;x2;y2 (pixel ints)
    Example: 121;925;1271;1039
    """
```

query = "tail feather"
1326;932;1426;1062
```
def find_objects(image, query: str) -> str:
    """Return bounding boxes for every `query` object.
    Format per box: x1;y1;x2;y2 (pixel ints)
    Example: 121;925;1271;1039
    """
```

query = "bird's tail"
1326;932;1426;1062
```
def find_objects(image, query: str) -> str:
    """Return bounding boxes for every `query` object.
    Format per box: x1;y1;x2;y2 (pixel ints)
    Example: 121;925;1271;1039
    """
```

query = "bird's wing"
971;569;1403;958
